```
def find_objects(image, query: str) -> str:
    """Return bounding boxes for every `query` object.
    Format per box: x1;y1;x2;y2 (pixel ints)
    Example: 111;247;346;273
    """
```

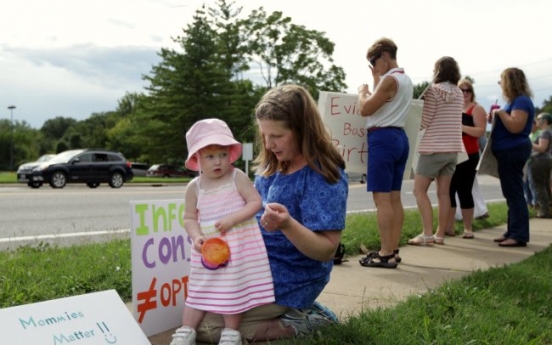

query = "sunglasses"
460;88;472;93
369;53;382;67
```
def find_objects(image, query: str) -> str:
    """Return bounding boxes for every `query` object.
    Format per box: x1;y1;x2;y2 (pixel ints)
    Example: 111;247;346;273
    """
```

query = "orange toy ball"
201;237;230;269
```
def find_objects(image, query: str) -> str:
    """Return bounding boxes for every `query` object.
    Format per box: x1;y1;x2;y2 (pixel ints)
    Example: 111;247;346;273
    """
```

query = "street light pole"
8;105;16;171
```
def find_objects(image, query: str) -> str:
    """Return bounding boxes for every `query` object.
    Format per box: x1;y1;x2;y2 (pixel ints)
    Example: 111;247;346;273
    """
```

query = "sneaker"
170;326;196;345
280;302;338;337
312;301;339;323
218;328;242;345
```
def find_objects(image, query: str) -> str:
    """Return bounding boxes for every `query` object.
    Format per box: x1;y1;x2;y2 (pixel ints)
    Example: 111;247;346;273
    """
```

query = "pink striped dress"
185;169;274;314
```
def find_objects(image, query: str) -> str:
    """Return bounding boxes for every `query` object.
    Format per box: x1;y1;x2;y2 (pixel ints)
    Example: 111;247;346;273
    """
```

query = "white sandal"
407;234;435;246
433;235;445;245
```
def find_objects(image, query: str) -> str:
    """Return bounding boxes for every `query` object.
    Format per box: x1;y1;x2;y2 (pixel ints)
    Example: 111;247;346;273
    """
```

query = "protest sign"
0;289;150;345
130;199;191;337
318;91;423;180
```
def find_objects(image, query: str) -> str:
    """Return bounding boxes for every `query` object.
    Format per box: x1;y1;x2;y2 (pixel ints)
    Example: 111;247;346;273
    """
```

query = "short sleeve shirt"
491;95;535;151
254;166;348;309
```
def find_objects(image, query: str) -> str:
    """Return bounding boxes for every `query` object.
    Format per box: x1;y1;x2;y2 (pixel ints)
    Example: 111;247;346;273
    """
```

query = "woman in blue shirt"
490;68;535;247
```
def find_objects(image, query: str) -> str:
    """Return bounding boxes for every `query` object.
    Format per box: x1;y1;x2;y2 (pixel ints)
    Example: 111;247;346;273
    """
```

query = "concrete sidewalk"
146;217;552;345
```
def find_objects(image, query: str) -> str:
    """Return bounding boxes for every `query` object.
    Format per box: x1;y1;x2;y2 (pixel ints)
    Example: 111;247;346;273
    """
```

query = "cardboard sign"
318;91;423;180
0;290;150;345
130;199;191;337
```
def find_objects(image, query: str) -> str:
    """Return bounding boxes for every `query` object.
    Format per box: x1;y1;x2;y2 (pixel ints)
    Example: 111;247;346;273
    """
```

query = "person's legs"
455;154;478;235
389;131;409;257
219;315;243;345
435;174;453;239
365;128;408;263
390;191;404;251
222;313;243;332
523;162;534;206
413;174;434;236
531;158;552;217
182;305;207;329
197;304;291;343
373;192;394;256
494;143;531;244
527;161;538;208
171;306;207;345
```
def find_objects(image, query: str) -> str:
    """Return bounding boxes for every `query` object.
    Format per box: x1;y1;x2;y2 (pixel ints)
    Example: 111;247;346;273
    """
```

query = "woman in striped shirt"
408;57;464;246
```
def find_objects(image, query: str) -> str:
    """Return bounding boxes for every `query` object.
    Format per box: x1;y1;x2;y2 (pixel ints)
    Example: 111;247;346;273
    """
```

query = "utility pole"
8;105;16;171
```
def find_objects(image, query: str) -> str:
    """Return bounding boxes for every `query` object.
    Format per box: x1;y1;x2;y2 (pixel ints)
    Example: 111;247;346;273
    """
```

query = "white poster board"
318;91;423;180
476;116;499;178
0;290;150;344
130;199;191;337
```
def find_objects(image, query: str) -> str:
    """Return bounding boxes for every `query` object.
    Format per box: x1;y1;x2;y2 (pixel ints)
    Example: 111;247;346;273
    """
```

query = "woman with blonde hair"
490;68;535;247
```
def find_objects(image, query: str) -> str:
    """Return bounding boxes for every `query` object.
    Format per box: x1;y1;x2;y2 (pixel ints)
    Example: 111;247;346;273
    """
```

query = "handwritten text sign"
0;289;150;345
318;91;423;180
130;200;191;337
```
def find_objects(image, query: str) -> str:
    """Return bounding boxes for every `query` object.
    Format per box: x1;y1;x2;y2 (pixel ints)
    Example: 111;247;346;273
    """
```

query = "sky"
1;0;552;129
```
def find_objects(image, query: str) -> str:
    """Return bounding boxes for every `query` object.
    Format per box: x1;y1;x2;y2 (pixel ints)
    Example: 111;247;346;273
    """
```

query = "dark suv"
17;149;134;189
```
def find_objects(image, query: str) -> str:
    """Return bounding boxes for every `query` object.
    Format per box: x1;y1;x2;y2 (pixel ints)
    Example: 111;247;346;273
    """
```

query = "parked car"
130;162;150;177
146;164;198;178
15;154;56;183
17;149;134;189
346;171;366;184
16;153;56;173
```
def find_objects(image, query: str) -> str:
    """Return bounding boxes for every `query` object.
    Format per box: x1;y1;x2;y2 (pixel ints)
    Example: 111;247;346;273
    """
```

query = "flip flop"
462;232;475;239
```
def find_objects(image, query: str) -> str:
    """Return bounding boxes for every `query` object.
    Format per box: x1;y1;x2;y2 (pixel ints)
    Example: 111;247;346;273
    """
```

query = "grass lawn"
1;202;549;343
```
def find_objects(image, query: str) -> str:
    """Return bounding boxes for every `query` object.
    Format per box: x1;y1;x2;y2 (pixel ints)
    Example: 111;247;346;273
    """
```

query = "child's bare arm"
215;170;262;233
184;180;205;252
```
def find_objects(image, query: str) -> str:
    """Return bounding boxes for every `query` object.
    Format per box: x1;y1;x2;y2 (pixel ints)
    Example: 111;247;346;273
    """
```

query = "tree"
39;117;78;154
241;8;347;100
137;6;233;164
413;81;430;99
536;95;552;115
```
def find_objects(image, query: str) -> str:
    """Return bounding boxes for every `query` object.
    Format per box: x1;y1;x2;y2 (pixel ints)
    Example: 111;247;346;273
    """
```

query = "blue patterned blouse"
254;166;348;309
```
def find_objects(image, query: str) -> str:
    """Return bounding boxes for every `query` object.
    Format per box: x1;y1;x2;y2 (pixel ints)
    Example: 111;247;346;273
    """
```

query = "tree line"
1;0;551;171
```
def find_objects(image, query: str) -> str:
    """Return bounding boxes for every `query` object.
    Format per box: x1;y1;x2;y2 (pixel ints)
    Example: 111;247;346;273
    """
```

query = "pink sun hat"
185;118;242;171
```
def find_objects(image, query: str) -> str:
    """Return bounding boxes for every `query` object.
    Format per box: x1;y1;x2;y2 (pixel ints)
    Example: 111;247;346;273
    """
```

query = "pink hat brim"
185;136;242;171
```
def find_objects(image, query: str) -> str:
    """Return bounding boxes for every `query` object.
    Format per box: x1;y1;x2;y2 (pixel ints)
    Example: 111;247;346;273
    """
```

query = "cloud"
3;44;161;89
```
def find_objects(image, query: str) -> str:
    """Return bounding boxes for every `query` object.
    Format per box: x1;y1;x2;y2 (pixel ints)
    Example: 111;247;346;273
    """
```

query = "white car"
346;171;366;184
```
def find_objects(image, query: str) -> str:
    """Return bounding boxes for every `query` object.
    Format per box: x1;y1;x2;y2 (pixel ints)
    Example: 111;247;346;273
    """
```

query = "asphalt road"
0;175;503;249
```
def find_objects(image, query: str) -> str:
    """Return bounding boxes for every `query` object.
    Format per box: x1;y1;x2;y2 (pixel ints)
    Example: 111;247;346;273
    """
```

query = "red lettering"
136;278;157;323
330;97;340;115
136;275;190;323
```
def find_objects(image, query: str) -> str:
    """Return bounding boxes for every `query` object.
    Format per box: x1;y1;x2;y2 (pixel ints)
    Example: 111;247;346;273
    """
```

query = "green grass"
0;172;15;183
0;203;548;344
284;246;552;344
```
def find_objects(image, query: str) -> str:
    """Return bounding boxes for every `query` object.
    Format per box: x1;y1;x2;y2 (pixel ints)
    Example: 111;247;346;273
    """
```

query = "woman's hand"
261;203;290;232
357;84;370;96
